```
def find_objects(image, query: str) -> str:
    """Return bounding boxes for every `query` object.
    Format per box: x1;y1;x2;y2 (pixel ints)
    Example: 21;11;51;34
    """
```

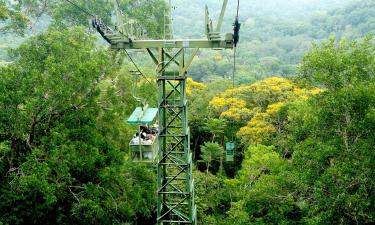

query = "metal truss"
156;48;196;224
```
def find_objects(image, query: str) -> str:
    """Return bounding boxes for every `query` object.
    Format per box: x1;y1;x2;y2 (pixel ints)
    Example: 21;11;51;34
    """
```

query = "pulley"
233;17;241;47
233;0;241;47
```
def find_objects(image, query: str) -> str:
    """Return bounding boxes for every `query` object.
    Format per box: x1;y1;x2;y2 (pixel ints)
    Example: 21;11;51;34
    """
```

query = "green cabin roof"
127;107;158;125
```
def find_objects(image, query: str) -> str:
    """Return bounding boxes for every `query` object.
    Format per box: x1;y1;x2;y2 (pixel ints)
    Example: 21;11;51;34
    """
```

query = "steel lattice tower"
92;0;237;224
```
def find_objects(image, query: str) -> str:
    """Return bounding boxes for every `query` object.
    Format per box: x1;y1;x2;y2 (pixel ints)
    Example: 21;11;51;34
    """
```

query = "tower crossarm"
110;36;234;50
92;17;234;50
92;17;131;44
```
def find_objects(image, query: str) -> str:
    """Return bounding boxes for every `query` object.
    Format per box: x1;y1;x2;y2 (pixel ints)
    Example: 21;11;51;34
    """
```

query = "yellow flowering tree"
186;77;207;96
210;95;254;122
208;77;320;145
237;102;284;144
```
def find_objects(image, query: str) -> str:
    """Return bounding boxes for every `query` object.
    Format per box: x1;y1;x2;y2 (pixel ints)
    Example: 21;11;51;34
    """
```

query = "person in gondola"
137;124;147;139
131;133;140;144
150;123;159;134
140;124;148;132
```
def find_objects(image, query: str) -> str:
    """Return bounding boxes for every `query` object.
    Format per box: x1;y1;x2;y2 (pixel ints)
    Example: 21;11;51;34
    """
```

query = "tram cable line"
62;0;95;17
225;0;240;162
64;0;241;224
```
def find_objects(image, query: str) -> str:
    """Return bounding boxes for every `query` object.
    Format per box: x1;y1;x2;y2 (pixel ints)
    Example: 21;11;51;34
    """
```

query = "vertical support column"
156;48;196;224
157;48;166;224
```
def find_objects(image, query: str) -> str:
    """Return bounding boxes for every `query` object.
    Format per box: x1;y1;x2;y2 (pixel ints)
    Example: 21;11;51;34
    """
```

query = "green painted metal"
164;0;174;40
109;38;234;50
93;0;235;224
205;5;211;38
225;142;235;162
127;105;158;163
129;134;159;162
127;107;158;125
216;0;229;32
156;48;196;224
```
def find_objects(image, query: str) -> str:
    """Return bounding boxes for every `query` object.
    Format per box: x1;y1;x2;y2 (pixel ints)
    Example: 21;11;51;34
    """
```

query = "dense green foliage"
0;0;168;65
191;36;375;225
0;0;28;34
0;28;156;224
3;0;375;80
176;0;375;83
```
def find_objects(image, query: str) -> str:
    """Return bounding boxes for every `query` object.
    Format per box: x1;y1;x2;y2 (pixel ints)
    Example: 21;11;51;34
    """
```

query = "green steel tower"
93;0;238;224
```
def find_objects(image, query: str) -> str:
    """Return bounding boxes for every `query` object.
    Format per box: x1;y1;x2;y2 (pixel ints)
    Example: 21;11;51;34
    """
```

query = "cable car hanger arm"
91;1;235;50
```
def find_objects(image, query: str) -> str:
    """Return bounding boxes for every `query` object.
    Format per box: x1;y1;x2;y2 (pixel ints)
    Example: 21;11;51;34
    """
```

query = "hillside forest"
0;0;375;224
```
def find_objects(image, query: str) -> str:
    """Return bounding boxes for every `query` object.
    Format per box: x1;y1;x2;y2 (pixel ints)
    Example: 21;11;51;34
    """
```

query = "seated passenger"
152;123;159;132
143;152;153;160
142;139;153;145
150;123;159;134
140;124;149;133
146;134;155;141
131;134;140;144
136;131;147;139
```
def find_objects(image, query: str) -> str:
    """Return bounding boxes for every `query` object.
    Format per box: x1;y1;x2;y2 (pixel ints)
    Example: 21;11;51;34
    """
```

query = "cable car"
128;106;159;163
225;142;235;162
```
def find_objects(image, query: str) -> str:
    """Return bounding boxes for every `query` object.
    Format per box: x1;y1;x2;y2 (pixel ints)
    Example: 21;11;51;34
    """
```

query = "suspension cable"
230;0;240;142
232;0;240;90
124;50;155;86
62;0;95;17
115;0;121;9
232;0;240;84
230;48;236;142
236;0;240;18
115;0;125;15
63;0;154;88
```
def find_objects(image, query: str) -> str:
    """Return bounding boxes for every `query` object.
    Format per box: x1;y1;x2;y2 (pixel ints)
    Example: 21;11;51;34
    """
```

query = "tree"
0;0;168;38
0;27;156;224
219;36;375;225
193;171;232;225
0;1;28;34
289;36;375;224
0;1;8;20
299;35;375;91
115;0;168;38
231;145;297;225
209;77;317;119
188;80;231;159
204;118;226;142
209;77;319;145
200;142;224;174
186;77;207;96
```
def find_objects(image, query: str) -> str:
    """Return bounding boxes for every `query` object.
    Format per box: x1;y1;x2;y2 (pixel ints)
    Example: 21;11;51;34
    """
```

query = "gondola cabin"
127;107;159;163
225;142;235;162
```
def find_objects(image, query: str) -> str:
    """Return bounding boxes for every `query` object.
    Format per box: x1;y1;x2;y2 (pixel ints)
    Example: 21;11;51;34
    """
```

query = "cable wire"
115;0;121;8
63;0;95;17
236;0;240;18
233;49;236;88
124;50;155;86
230;48;236;142
232;0;240;90
63;0;154;88
230;0;240;142
115;0;125;15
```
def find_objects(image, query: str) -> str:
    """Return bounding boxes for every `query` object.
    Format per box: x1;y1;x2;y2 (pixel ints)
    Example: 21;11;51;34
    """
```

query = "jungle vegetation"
0;0;374;224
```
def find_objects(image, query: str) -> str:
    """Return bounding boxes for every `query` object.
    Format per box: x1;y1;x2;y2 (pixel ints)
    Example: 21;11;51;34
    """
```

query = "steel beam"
110;38;233;49
156;48;197;225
